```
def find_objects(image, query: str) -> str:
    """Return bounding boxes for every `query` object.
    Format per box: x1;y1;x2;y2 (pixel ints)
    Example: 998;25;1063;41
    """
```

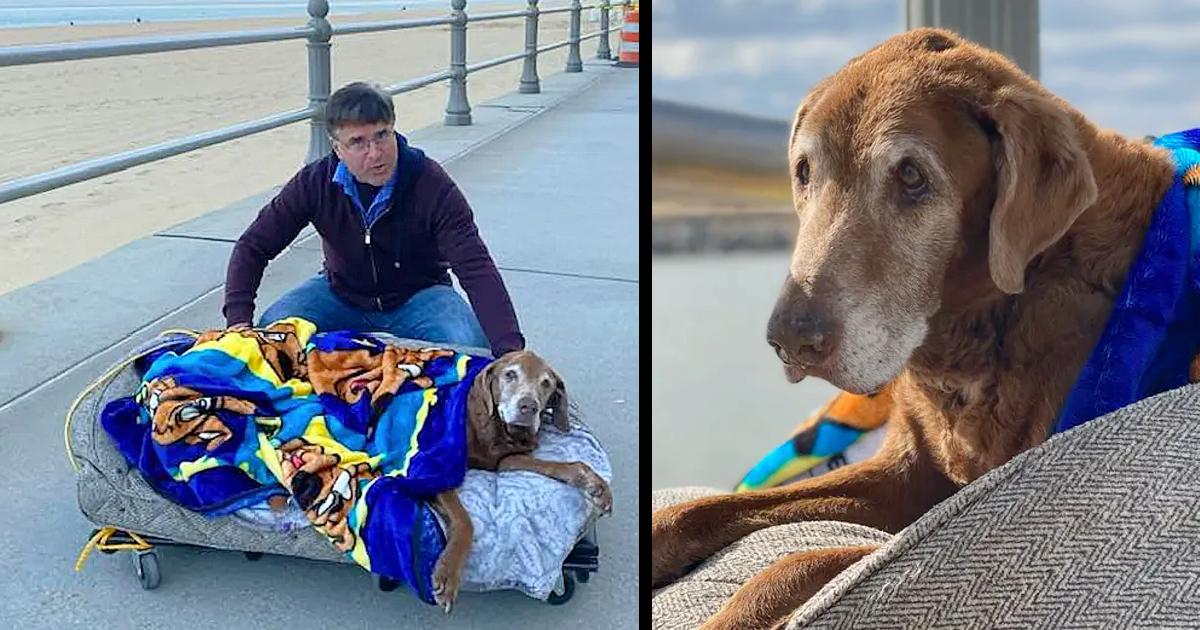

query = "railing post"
444;0;472;126
566;0;583;72
597;0;612;60
304;0;333;163
906;0;1039;80
519;0;540;93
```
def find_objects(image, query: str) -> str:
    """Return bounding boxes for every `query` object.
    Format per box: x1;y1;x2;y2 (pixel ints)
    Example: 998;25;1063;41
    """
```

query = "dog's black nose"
766;276;837;371
517;396;538;417
767;324;831;367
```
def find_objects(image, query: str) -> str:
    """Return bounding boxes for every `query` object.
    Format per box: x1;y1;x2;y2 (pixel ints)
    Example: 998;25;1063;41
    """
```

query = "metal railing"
0;0;632;205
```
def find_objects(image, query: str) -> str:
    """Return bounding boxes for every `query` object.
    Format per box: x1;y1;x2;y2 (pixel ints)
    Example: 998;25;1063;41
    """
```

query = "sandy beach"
0;4;602;295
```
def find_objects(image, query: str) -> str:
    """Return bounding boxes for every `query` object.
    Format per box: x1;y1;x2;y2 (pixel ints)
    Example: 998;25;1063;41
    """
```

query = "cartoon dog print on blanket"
195;320;309;381
308;343;455;413
137;376;255;451
278;438;379;552
390;347;458;390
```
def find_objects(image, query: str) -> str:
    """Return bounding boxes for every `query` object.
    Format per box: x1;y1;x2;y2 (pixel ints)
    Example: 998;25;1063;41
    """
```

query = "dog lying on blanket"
435;346;613;609
652;27;1200;629
118;318;611;611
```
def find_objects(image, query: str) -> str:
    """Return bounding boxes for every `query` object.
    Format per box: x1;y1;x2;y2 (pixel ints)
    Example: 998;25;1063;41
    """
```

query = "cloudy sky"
652;0;1200;138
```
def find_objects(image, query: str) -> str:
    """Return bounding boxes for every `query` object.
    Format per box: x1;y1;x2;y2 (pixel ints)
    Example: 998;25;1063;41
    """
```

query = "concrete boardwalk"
0;61;638;628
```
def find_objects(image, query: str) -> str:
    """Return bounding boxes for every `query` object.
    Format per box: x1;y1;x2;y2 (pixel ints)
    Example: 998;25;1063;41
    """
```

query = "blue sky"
652;0;1200;138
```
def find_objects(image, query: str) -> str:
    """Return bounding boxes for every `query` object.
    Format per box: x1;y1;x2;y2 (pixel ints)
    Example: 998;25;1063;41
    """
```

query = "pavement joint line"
478;105;545;112
154;233;238;243
0;282;226;414
496;266;638;284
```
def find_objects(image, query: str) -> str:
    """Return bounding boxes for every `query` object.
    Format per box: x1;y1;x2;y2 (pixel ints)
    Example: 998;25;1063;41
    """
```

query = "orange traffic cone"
615;8;638;67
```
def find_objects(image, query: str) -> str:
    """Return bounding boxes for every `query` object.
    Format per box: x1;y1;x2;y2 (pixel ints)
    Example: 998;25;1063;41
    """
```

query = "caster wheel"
244;551;264;561
375;574;400;592
546;572;575;605
575;569;590;583
132;550;161;590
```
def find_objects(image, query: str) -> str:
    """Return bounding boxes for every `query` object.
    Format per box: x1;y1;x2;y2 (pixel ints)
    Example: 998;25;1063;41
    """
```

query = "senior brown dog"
430;350;613;611
652;27;1179;629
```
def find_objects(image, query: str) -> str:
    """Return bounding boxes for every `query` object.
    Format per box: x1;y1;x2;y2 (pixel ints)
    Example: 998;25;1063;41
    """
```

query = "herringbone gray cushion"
791;384;1200;628
651;488;890;630
654;383;1200;629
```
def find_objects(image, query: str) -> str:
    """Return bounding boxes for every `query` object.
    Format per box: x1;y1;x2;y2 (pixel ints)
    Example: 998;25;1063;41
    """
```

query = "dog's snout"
517;396;538;417
766;276;837;373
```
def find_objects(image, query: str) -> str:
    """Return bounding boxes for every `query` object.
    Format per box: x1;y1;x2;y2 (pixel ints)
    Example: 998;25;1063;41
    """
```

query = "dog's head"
469;350;569;439
767;28;1098;394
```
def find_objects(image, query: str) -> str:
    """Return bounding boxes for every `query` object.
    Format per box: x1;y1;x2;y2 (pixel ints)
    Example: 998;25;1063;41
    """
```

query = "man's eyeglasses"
333;128;392;154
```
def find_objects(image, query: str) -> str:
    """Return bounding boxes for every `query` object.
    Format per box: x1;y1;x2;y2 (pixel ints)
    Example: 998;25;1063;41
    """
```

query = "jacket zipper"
356;165;403;312
364;227;383;311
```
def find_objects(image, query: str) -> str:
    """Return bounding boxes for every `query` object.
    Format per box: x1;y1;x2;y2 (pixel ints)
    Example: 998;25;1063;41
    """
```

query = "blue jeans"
258;274;489;349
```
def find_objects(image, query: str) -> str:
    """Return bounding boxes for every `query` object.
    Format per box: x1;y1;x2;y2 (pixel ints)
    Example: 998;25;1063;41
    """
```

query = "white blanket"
233;418;612;599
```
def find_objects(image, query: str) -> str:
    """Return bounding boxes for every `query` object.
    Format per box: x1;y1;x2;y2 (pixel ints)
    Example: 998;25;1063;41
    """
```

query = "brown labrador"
430;350;613;611
652;27;1178;629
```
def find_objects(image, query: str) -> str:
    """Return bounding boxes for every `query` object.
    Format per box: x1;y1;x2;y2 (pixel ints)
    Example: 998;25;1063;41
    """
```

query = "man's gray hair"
324;81;395;138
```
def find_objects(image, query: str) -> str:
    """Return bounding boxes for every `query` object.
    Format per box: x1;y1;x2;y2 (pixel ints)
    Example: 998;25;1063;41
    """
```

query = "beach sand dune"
0;4;601;295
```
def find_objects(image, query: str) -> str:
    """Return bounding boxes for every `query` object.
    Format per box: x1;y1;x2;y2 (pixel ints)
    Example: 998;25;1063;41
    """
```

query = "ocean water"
0;0;515;29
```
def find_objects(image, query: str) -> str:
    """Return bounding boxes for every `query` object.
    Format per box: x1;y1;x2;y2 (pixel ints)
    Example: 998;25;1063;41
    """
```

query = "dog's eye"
897;159;926;193
541;379;552;389
796;158;810;188
504;369;517;382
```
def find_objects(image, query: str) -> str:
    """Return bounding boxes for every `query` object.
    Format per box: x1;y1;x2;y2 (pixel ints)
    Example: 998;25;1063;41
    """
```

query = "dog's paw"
431;555;462;613
584;474;613;514
571;464;613;514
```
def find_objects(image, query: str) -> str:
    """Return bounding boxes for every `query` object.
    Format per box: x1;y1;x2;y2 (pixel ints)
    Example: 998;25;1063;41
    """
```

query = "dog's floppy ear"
547;370;570;431
984;85;1098;294
468;361;498;419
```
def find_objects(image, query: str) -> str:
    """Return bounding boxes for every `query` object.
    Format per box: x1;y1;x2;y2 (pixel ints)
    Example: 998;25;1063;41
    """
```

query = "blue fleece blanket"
1054;129;1200;434
101;318;489;604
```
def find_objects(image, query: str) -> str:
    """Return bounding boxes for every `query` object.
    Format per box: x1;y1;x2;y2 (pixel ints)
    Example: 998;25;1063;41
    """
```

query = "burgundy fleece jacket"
222;133;525;355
